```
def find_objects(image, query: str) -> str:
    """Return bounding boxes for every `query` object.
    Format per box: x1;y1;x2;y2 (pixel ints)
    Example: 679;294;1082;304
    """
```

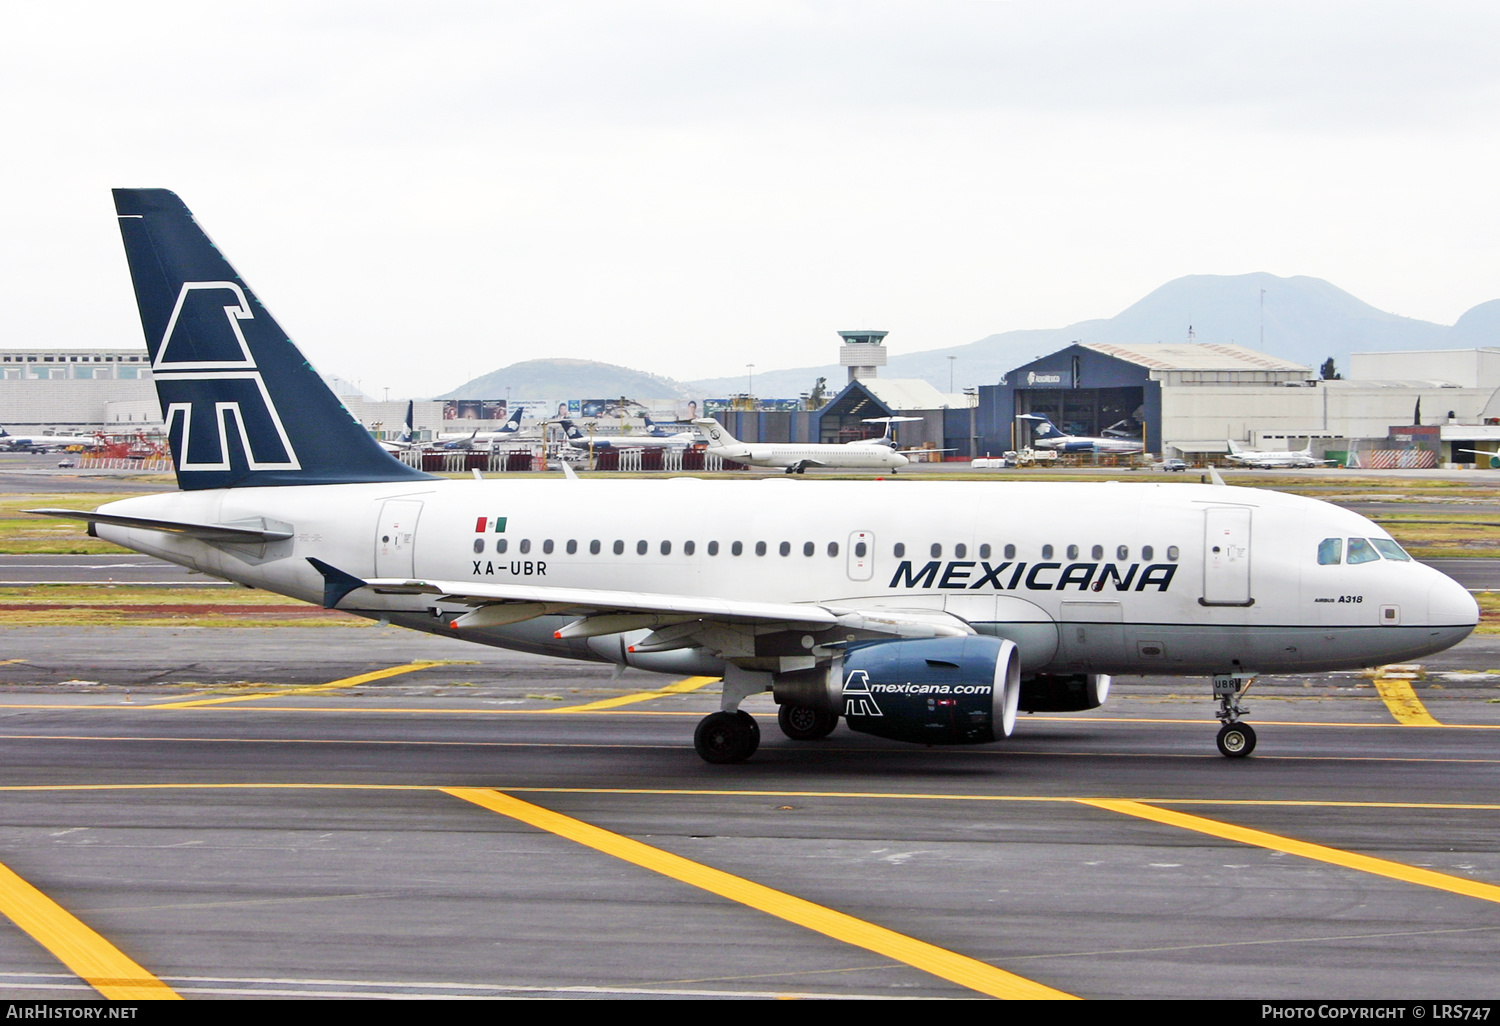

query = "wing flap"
362;576;842;626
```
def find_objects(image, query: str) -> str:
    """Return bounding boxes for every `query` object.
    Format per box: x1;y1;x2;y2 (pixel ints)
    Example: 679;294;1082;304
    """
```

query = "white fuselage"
92;479;1476;679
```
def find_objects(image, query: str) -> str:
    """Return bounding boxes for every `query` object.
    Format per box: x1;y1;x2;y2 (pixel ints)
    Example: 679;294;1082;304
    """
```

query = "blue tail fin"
112;189;431;490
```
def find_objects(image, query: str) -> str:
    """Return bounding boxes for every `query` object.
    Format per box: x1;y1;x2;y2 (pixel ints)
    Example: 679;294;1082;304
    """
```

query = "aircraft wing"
318;562;973;641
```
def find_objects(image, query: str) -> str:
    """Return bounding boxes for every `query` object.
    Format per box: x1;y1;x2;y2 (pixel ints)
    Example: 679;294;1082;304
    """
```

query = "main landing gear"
694;711;760;764
694;666;771;764
777;703;838;741
1213;673;1257;758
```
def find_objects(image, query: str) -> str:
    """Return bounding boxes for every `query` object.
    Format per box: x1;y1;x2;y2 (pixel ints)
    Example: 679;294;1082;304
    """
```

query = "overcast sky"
2;1;1498;397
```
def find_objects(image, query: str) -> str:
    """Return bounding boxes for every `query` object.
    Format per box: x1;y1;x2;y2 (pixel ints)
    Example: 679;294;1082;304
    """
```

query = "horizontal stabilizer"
25;508;292;543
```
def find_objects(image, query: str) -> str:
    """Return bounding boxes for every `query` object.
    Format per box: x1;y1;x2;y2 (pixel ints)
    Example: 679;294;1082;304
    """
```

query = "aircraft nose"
1428;571;1479;628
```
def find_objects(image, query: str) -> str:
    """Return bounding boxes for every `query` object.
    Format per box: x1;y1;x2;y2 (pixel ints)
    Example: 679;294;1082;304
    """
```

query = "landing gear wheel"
694;711;761;764
1216;722;1257;758
777;703;837;741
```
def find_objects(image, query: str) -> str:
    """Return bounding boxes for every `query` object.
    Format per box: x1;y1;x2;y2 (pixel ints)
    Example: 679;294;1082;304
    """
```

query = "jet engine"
1018;673;1111;712
837;636;1020;745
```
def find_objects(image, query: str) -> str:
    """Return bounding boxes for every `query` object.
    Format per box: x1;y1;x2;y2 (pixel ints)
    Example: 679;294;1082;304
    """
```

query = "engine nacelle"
1018;672;1111;712
838;636;1020;745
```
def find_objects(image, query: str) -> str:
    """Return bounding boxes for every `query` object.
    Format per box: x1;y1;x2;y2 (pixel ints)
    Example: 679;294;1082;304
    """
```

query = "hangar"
977;342;1312;457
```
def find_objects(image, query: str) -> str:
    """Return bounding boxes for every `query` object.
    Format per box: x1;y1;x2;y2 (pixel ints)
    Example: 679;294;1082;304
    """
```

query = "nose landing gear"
1213;673;1257;758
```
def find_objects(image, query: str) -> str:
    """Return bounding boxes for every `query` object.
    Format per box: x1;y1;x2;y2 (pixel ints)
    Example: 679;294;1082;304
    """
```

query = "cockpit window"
1347;537;1381;564
1369;538;1411;562
1317;538;1342;565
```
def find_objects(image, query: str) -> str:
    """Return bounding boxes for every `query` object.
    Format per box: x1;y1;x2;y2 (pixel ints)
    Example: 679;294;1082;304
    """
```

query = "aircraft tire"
777;703;837;741
1216;722;1256;758
695;711;761;764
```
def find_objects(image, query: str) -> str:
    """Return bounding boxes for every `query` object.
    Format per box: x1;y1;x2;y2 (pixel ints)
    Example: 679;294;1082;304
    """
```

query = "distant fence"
77;456;174;471
397;449;744;473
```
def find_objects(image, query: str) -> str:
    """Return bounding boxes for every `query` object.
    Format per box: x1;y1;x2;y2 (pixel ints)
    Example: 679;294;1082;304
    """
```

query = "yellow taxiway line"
0;780;1497;995
1371;676;1442;726
144;661;445;709
1080;799;1500;906
551;676;718;712
0;858;179;1000
443;786;1074;1000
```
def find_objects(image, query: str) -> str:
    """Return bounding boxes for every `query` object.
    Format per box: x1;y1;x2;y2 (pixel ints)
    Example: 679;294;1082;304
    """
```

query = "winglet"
306;557;368;609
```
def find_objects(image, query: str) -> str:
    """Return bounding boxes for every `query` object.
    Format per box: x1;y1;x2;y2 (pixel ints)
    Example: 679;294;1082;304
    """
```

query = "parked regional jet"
694;418;911;474
0;428;99;452
29;189;1477;766
1225;439;1332;469
1016;414;1144;454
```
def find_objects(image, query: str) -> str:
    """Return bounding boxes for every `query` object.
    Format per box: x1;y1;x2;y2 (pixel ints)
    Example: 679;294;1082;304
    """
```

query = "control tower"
839;330;888;384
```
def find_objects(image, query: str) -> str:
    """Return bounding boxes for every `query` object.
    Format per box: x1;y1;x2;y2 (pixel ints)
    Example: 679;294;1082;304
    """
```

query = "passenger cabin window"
779;541;791;556
543;540;554;554
854;541;867;557
755;541;767;556
1167;546;1179;561
1116;545;1128;560
519;539;531;554
660;540;671;555
1003;544;1015;559
566;540;577;554
685;541;696;556
1142;545;1154;560
1370;538;1410;561
931;543;942;558
827;542;839;557
497;539;509;554
1318;538;1342;565
893;543;906;557
955;543;967;558
613;540;624;555
590;540;601;554
637;540;648;555
1042;544;1054;559
1066;544;1079;560
708;541;720;555
732;541;744;556
979;544;991;559
1347;537;1381;564
803;542;814;556
1091;545;1103;560
473;539;484;554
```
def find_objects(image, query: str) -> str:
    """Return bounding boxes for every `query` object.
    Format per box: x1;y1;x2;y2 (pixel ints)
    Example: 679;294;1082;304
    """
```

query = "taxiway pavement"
0;624;1495;999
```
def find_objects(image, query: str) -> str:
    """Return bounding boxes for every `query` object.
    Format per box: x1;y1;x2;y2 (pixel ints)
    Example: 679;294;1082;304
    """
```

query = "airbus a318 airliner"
29;190;1478;764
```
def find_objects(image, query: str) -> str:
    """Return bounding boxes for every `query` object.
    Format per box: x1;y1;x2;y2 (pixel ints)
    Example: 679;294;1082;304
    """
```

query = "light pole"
747;364;755;397
948;356;957;393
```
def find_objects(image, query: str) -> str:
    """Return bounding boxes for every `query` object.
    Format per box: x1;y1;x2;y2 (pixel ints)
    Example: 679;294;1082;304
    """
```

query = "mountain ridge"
438;274;1495;401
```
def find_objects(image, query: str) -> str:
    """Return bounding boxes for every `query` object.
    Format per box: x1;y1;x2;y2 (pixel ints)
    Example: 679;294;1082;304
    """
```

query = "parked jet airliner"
30;190;1478;765
694;418;912;474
